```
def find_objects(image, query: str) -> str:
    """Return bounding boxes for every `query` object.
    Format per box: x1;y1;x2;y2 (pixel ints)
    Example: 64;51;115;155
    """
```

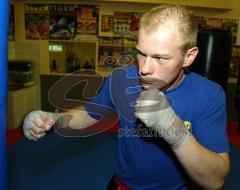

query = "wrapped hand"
135;89;189;149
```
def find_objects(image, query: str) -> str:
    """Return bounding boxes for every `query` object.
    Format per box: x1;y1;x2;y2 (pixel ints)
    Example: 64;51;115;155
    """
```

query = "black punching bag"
190;29;232;91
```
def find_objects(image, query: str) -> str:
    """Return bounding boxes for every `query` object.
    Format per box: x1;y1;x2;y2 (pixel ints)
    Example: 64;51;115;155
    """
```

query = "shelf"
49;39;98;43
99;44;136;48
48;40;98;74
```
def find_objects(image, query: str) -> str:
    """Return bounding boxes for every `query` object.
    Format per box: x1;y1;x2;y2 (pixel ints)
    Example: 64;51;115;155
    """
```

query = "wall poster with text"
25;4;49;40
75;5;99;36
101;15;113;33
49;4;76;40
113;11;142;38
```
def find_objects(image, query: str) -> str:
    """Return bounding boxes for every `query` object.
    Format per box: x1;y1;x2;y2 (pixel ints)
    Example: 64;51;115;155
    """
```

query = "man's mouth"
140;77;168;90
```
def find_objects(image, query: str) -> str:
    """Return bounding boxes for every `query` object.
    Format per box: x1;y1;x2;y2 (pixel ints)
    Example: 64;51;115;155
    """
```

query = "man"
23;5;230;189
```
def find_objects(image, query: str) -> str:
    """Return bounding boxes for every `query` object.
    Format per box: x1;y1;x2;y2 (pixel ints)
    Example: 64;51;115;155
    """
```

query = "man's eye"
154;57;168;64
154;57;162;60
153;56;168;60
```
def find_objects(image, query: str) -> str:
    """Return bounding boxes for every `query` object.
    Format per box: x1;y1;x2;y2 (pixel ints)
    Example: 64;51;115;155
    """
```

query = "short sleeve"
85;76;114;120
192;87;230;153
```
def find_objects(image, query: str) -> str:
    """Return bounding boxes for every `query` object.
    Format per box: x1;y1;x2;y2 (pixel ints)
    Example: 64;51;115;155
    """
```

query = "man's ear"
183;47;199;67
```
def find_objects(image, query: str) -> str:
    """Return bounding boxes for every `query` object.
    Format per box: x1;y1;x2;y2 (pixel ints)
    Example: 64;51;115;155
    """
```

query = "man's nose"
140;57;153;76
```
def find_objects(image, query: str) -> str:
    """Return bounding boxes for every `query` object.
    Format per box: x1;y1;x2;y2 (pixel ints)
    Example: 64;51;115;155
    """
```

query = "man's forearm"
174;135;230;189
57;107;98;129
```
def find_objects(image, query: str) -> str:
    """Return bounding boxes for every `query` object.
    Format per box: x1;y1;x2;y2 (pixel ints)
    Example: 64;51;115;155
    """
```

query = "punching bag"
0;1;9;189
190;29;232;91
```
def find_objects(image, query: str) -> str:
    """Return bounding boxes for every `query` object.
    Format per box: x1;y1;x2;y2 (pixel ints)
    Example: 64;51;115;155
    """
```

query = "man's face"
137;26;187;90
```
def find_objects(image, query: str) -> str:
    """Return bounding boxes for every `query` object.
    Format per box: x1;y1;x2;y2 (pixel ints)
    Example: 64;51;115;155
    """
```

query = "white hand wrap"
23;110;58;139
135;89;189;149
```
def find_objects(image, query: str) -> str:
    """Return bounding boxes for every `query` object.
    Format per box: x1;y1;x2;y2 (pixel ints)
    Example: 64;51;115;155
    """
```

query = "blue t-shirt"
85;66;230;190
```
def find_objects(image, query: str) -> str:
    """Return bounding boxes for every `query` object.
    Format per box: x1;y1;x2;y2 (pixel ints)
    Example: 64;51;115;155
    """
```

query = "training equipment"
0;1;9;189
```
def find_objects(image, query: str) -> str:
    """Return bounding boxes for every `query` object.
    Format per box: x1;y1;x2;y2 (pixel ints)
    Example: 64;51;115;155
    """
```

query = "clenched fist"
135;89;189;149
23;110;58;141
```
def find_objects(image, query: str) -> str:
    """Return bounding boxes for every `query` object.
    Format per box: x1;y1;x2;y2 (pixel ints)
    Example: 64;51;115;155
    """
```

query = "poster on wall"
206;17;223;28
113;11;142;37
194;15;239;44
49;4;76;40
101;15;113;33
113;11;132;36
195;16;207;30
9;4;15;41
229;45;240;79
130;12;142;34
222;19;239;44
98;45;137;69
24;4;49;40
75;5;99;39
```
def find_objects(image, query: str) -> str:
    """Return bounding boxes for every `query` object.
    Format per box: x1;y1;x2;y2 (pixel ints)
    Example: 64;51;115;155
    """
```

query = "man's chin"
142;83;170;91
142;83;156;90
140;78;168;90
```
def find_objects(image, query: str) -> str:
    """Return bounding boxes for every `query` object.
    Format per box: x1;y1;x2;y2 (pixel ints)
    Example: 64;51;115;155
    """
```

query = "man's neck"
166;69;185;91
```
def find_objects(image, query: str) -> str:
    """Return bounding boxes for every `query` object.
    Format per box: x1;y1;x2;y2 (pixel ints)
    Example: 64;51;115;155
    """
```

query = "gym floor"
7;122;240;190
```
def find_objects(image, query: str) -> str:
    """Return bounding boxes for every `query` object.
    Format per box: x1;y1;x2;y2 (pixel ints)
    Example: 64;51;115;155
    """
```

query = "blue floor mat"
8;131;117;190
8;131;240;190
224;144;240;190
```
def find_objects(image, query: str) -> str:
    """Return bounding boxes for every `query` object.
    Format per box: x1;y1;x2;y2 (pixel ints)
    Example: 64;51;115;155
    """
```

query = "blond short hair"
139;4;198;54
